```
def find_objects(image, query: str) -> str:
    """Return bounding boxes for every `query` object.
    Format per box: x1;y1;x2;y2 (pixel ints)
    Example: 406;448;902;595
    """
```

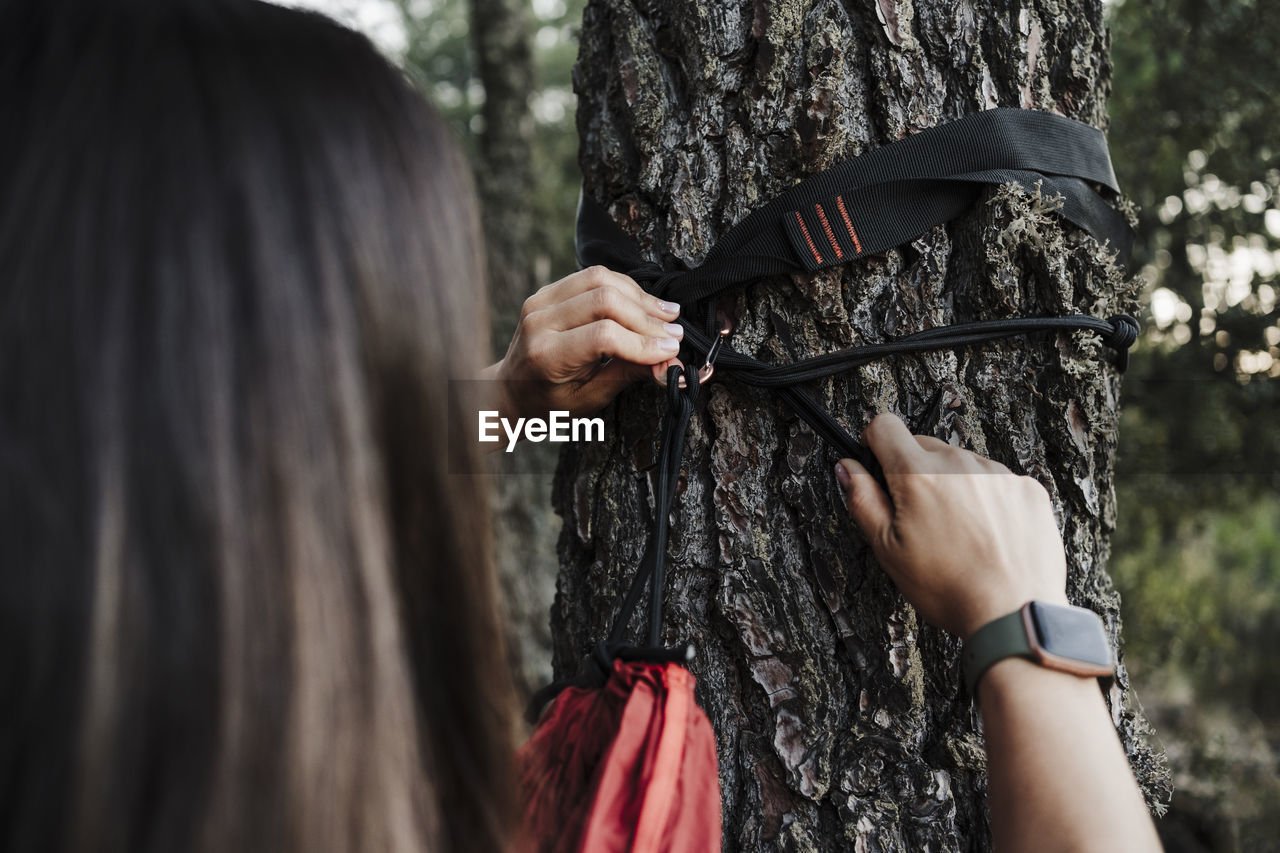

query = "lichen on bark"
554;0;1171;848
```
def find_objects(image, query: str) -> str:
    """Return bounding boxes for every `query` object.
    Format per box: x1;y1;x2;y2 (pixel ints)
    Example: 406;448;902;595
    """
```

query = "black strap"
530;109;1138;718
576;109;1132;305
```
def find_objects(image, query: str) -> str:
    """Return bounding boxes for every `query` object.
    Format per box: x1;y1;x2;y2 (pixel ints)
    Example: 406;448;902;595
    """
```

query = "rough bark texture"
553;0;1171;848
470;0;558;696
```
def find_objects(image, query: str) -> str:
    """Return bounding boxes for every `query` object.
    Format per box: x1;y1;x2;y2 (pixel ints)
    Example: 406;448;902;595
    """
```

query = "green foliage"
397;0;478;140
1110;484;1280;848
1113;487;1280;711
1108;0;1280;487
394;0;585;281
1106;1;1280;845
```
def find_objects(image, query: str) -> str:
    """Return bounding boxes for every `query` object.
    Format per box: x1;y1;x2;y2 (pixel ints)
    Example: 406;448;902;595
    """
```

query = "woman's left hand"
482;266;683;420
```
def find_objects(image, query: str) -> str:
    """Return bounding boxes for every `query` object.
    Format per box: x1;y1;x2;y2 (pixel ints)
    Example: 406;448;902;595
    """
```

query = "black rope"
524;361;701;724
606;360;700;648
672;313;1140;385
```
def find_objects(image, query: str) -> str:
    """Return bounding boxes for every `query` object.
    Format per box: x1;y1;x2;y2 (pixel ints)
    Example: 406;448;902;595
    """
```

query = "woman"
1;1;1160;851
3;3;516;849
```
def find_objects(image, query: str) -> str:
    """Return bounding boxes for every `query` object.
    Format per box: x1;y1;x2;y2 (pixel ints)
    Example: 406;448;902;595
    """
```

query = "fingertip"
836;457;869;486
838;457;879;498
654;299;681;318
649;358;682;385
834;460;853;495
837;456;893;535
861;411;920;473
865;411;905;438
655;336;681;355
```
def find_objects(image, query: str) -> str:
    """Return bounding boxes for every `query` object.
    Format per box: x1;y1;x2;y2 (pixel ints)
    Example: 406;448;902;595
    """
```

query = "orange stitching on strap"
836;195;863;254
814;203;843;260
793;211;824;265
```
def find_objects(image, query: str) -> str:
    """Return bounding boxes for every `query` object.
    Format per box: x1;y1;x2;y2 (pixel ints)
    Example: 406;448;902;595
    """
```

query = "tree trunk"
554;0;1171;848
470;0;559;697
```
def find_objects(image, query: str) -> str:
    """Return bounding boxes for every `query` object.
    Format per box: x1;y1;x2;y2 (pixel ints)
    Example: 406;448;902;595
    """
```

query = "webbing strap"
575;109;1132;306
530;109;1137;717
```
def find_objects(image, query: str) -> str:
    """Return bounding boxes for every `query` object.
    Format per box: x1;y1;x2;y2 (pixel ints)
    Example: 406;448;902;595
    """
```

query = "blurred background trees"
1105;1;1280;847
293;0;1277;848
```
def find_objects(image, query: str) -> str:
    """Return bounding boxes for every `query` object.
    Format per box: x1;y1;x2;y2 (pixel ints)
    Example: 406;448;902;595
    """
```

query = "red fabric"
517;660;722;853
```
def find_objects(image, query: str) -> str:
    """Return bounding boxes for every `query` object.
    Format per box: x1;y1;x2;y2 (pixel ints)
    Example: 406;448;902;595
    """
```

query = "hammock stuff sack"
517;656;722;853
516;108;1138;853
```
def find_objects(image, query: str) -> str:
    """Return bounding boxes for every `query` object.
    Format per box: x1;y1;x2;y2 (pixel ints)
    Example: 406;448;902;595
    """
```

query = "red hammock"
517;658;721;853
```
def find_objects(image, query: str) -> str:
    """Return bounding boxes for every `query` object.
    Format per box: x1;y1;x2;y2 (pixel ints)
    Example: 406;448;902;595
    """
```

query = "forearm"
978;658;1161;852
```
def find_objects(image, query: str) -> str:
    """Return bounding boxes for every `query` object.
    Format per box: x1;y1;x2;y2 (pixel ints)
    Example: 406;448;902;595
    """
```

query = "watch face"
1027;602;1113;671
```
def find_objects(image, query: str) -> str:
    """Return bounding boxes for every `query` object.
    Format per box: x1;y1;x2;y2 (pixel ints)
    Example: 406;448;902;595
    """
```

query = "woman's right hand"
484;266;684;420
834;413;1069;639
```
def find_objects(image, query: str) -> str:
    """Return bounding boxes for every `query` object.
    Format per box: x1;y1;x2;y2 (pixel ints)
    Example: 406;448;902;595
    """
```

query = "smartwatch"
962;601;1114;696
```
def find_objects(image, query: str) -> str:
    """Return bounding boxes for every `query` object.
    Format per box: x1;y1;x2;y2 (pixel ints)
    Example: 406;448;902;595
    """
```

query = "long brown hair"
0;1;513;850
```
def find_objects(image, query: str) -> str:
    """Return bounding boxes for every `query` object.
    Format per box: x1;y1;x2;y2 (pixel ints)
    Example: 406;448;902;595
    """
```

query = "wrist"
481;359;520;421
963;599;1113;698
959;589;1068;642
977;655;1104;708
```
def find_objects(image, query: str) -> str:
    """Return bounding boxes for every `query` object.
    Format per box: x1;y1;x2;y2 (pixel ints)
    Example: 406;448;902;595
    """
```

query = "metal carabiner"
654;314;733;389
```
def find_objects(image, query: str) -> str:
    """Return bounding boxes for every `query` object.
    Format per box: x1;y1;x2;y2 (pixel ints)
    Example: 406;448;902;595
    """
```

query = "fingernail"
656;300;680;316
663;323;684;338
834;462;851;494
657;337;681;353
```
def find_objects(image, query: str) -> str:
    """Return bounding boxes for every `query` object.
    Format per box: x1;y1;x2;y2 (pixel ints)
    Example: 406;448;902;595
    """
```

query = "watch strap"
962;608;1033;696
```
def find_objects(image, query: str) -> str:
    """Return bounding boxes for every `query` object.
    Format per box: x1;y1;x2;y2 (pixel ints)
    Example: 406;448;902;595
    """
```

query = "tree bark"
470;0;559;697
555;0;1171;848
